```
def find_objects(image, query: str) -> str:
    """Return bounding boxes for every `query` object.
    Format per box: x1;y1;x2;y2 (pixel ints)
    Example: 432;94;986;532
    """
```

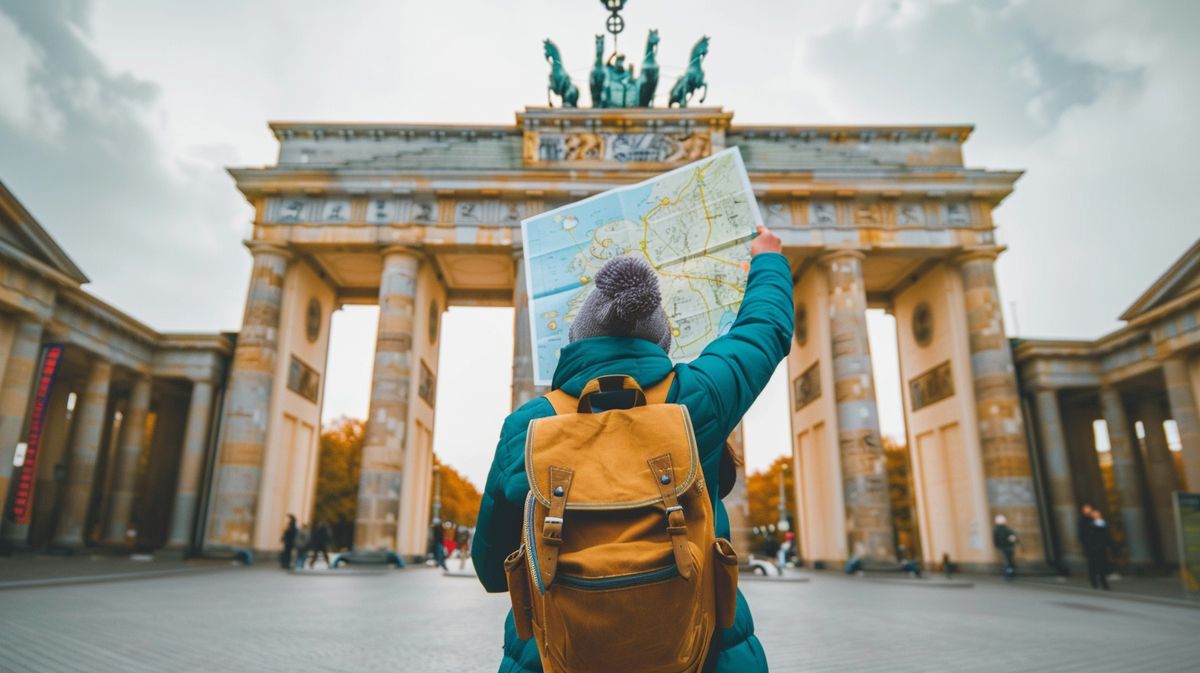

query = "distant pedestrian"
334;513;353;551
456;526;471;571
844;541;865;575
432;522;448;570
293;523;310;570
778;532;794;569
308;521;332;568
1074;502;1095;574
941;552;957;579
280;514;298;569
1083;509;1113;590
897;545;922;578
993;515;1018;579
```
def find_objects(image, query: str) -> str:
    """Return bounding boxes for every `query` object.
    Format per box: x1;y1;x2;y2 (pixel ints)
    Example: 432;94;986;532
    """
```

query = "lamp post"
432;463;442;527
777;461;790;533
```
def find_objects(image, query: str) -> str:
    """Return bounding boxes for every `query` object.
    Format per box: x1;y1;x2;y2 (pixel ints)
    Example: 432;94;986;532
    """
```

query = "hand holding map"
520;146;763;385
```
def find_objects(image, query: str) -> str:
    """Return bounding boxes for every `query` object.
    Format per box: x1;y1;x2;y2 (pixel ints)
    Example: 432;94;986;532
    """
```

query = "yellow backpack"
504;374;739;673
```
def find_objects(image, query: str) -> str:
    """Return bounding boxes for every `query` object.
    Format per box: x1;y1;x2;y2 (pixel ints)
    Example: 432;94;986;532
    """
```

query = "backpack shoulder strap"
542;371;676;416
644;371;676;405
543;389;578;416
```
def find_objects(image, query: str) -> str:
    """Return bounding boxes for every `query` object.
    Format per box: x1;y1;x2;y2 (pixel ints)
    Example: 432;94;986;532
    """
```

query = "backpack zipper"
523;491;546;594
556;564;680;591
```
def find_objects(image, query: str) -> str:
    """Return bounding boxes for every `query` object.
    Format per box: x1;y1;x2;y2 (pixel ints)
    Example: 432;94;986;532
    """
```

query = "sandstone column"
957;251;1044;560
1032;389;1080;562
167;380;215;549
512;250;547;410
355;247;421;551
103;376;152;545
1099;386;1151;564
0;318;44;517
821;250;894;560
1138;397;1179;563
204;243;290;549
1163;357;1200;491
52;359;113;547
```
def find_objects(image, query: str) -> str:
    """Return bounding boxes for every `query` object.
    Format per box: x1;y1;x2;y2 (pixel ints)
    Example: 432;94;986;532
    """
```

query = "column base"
331;549;406;568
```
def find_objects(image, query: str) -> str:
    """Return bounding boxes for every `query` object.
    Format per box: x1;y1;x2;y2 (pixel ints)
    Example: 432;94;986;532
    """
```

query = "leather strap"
542;372;675;416
648;453;693;580
539;465;574;588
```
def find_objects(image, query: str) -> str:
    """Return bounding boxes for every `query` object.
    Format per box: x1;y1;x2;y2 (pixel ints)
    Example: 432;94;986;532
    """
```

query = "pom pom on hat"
593;256;662;323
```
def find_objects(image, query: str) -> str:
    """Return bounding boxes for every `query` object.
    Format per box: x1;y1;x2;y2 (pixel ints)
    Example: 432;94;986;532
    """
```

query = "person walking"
473;224;789;673
308;521;332;568
432;522;448;570
293;523;310;571
1083;508;1113;590
456;526;472;571
993;515;1018;580
280;514;298;569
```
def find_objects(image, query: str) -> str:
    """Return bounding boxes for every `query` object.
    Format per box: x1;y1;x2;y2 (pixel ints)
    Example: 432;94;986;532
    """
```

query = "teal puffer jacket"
472;252;793;673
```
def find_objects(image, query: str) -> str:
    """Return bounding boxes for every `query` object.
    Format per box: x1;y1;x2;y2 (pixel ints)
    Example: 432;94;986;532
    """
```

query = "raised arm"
681;225;793;442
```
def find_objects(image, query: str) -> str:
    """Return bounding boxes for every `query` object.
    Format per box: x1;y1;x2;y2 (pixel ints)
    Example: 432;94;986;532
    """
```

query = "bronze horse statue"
638;29;660;107
543;39;579;108
669;36;709;108
590;35;607;108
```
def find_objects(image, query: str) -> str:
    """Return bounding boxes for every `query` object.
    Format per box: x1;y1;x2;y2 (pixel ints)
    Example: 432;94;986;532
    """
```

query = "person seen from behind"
472;224;790;673
308;521;332;568
1083;508;1113;590
280;514;298;569
293;523;310;571
993;515;1018;580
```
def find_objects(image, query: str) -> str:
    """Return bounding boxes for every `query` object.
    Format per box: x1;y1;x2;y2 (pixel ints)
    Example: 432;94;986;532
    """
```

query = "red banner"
8;343;64;525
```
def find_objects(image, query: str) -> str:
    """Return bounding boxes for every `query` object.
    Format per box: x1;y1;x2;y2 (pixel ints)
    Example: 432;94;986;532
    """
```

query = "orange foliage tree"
312;417;364;528
746;455;796;553
432;455;481;529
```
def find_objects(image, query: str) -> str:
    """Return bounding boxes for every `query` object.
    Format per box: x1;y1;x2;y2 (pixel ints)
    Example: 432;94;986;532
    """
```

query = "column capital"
1030;383;1060;395
380;245;424;261
952;246;1006;266
243;240;293;261
817;247;865;266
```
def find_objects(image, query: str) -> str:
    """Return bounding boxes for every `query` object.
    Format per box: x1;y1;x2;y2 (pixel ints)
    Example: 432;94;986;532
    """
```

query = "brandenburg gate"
207;102;1044;566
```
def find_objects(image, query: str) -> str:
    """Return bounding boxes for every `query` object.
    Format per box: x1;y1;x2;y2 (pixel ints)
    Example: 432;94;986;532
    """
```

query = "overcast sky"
2;0;1197;488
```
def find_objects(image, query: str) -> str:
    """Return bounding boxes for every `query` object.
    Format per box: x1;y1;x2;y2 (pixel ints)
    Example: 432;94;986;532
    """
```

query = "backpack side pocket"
505;545;534;640
712;538;739;630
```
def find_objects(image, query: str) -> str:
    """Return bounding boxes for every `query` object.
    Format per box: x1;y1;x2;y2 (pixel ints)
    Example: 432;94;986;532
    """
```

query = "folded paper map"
520;146;762;385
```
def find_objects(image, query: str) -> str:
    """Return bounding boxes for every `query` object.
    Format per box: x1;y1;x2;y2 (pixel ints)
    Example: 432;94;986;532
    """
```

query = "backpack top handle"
576;375;646;413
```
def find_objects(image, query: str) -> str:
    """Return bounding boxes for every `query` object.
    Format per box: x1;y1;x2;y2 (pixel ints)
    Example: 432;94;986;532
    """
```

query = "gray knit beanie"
568;256;672;352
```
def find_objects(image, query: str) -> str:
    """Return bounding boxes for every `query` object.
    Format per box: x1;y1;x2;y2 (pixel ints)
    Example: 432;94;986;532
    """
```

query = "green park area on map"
520;147;762;385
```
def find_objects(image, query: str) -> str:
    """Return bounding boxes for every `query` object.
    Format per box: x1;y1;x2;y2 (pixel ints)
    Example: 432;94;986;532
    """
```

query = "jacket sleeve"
682;252;793;449
471;398;551;593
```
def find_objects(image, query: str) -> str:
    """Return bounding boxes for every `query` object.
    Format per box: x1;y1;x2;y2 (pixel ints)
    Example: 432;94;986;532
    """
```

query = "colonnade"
790;248;1043;567
0;322;222;551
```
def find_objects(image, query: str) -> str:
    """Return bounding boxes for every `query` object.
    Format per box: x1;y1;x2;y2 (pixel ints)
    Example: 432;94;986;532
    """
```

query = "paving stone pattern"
0;567;1197;672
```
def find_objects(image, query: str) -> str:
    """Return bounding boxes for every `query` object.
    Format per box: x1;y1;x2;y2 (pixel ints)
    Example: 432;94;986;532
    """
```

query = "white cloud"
0;11;64;138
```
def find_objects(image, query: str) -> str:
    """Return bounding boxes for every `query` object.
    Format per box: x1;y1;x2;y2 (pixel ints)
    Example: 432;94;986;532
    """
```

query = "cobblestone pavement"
0;566;1197;673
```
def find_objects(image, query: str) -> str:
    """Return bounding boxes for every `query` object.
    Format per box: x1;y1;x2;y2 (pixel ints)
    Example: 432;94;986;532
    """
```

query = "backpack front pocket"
542;540;709;673
504;545;534;641
712;538;738;630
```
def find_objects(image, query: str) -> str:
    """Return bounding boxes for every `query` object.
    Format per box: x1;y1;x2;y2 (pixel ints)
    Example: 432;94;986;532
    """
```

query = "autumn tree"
312;416;364;529
883;436;921;558
432;455;481;529
746;455;796;554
